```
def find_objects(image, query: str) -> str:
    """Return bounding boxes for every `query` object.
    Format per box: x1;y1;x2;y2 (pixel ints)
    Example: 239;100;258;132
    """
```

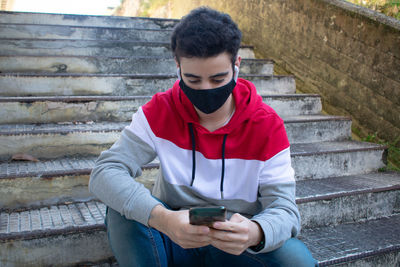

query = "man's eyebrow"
183;73;201;78
209;72;229;78
183;72;229;79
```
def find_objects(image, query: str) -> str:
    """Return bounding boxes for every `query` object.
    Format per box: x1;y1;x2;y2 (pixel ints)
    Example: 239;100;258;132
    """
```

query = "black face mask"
179;78;237;114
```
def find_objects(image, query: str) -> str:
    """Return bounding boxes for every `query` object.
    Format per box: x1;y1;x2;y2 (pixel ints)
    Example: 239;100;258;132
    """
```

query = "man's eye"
189;80;200;84
213;79;225;83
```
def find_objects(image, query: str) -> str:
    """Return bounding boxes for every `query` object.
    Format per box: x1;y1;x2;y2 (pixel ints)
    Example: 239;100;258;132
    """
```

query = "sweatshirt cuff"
125;191;162;227
247;218;275;254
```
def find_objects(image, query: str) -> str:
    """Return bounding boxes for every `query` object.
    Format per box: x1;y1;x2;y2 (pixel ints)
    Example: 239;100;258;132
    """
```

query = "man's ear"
174;57;180;68
174;57;181;80
234;55;241;82
234;55;242;68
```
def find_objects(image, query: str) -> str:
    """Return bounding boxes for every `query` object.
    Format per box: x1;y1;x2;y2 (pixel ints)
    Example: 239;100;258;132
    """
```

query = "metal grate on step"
300;214;400;265
0;201;106;240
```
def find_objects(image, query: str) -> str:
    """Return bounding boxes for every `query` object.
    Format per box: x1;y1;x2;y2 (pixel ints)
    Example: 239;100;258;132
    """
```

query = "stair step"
1;201;399;266
0;38;255;58
0;56;273;75
300;214;400;266
2;156;398;226
0;156;158;210
0;23;173;42
0;201;113;267
297;172;400;228
0;117;352;161
0;74;296;96
0;141;386;210
291;141;386;180
0;94;322;124
0;11;179;29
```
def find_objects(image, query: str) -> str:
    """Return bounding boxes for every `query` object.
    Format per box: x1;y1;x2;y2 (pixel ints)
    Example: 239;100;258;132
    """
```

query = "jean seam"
146;227;163;267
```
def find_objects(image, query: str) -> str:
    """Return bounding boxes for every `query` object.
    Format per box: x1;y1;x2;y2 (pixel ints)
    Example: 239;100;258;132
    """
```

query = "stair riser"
0;122;352;161
0;75;296;96
0;39;255;58
299;190;399;228
0;97;322;124
320;251;400;267
0;230;113;267
0;132;118;161
0;169;158;210
0;56;272;75
0;24;173;42
0;12;179;29
292;149;386;181
286;119;351;144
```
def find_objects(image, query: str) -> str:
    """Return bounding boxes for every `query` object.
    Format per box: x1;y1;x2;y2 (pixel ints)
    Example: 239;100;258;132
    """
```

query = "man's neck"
196;95;235;132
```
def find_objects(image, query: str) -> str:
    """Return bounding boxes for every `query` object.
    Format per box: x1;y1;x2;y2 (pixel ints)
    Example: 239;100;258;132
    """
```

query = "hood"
172;78;263;134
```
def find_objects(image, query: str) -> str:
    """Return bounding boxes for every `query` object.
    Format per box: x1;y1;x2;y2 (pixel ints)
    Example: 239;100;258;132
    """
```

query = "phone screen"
189;206;227;227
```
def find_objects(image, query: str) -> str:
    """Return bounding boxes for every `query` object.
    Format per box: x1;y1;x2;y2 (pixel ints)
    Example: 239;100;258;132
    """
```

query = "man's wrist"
249;220;265;251
148;204;169;231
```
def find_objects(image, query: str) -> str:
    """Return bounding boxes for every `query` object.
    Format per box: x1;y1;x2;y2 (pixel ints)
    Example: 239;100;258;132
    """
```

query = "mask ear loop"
234;65;239;82
177;67;181;80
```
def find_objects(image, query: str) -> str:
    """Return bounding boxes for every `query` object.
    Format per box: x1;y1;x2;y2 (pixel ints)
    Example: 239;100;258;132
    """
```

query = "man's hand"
208;213;263;255
148;205;212;249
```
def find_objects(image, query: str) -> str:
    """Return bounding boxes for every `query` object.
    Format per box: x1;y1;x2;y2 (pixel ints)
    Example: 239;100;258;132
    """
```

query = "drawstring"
189;123;196;186
220;134;228;199
188;123;228;199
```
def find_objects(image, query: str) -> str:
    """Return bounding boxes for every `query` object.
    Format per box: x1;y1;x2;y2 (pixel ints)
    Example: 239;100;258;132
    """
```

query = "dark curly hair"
171;7;242;65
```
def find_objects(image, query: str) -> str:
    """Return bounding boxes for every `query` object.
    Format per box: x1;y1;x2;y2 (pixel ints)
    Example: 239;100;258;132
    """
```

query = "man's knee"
265;238;318;267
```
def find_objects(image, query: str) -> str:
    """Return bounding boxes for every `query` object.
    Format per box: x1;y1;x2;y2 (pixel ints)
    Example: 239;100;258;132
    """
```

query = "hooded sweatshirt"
89;78;301;254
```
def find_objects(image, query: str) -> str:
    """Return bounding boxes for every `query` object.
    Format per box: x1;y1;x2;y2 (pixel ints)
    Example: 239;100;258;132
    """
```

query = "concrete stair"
0;39;256;58
0;74;295;96
0;10;399;267
0;56;272;75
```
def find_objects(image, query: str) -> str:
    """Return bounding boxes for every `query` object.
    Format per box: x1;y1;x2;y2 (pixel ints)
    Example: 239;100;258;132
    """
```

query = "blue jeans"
105;207;318;267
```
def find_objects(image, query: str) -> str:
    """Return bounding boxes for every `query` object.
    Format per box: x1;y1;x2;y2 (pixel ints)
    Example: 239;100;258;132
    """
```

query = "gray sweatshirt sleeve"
248;147;301;254
89;109;161;226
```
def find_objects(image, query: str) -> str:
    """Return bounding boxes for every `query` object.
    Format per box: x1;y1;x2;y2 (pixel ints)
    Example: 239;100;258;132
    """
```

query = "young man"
89;7;317;266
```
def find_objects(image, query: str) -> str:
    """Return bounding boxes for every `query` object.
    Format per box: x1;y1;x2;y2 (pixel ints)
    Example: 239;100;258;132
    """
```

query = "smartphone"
189;206;227;227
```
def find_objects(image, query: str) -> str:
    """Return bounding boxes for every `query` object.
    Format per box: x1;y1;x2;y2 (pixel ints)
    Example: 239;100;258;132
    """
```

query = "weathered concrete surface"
0;56;273;75
299;190;399;228
0;39;255;58
0;74;295;96
0;117;352;160
0;74;176;96
285;115;351;143
0;167;159;210
0;230;112;267
0;202;113;267
297;171;400;228
0;174;93;210
292;141;386;180
0;94;321;124
0;11;179;29
0;24;173;42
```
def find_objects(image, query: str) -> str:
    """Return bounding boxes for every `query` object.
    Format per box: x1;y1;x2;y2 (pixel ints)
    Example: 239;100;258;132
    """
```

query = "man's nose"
198;81;213;90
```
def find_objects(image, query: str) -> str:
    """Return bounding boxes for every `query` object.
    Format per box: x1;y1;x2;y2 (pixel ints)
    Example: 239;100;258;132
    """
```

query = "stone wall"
117;0;400;145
